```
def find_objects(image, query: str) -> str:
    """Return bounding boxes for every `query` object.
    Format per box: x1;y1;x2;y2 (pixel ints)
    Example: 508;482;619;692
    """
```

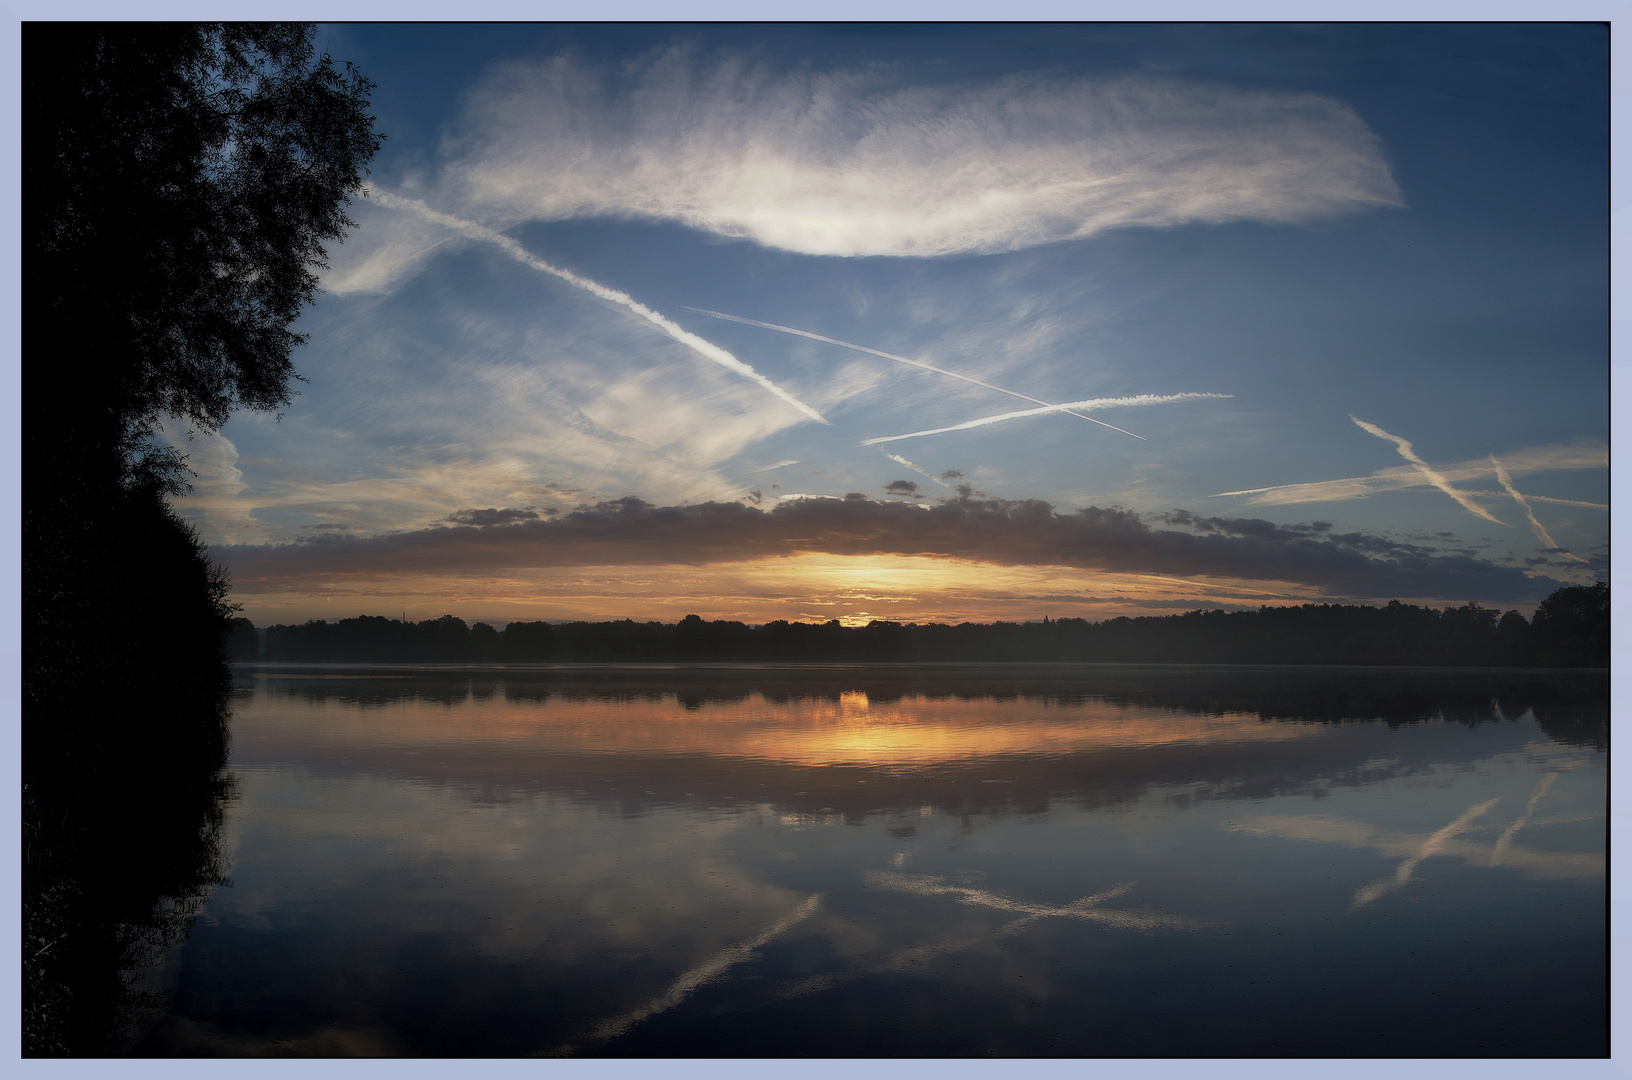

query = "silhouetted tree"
1529;581;1610;667
24;24;381;1056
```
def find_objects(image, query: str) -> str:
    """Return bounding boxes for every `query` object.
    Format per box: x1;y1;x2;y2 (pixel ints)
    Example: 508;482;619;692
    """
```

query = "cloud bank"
217;492;1560;604
442;50;1402;257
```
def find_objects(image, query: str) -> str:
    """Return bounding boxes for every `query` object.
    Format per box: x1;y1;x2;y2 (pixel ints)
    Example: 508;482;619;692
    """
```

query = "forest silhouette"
243;581;1608;669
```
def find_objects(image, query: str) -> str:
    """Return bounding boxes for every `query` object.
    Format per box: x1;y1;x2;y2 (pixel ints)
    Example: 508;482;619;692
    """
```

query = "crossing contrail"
1349;417;1503;525
370;191;829;425
1490;455;1588;562
686;306;1145;440
862;393;1231;446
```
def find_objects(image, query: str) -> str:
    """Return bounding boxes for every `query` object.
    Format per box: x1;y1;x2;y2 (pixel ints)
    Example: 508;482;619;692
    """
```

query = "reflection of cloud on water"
1349;798;1501;908
541;893;822;1057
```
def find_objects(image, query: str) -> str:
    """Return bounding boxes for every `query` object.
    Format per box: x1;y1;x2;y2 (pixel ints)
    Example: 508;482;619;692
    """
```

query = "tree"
27;24;382;480
23;25;382;1055
1529;582;1610;667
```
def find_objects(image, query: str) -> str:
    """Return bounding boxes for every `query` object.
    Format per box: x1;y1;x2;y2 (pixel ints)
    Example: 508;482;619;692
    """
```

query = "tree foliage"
27;23;383;479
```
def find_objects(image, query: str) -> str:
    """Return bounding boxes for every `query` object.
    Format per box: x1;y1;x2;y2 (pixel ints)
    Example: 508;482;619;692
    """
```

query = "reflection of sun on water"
257;688;1319;769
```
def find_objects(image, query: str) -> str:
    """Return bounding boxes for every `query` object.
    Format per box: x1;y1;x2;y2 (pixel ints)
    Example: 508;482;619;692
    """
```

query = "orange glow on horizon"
230;552;1351;627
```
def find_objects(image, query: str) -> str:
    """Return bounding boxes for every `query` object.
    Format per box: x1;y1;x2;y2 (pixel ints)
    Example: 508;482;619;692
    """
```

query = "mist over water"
134;665;1605;1057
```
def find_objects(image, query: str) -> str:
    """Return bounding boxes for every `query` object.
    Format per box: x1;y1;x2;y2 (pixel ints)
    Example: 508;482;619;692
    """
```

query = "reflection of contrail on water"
1351;798;1500;909
538;893;822;1057
686;306;1146;440
1490;455;1588;562
370;191;829;425
1491;769;1570;867
864;393;1231;446
1349;417;1502;524
769;875;1209;1003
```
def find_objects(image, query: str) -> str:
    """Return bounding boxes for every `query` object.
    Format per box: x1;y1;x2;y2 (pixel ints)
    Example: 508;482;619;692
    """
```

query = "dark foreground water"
132;665;1606;1058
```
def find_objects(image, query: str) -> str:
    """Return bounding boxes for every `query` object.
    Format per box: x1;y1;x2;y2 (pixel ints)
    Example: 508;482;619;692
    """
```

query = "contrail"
686;306;1145;440
538;893;822;1057
1351;798;1500;909
863;393;1231;446
1348;417;1503;525
1464;491;1606;510
370;190;829;426
1490;455;1588;562
880;450;953;488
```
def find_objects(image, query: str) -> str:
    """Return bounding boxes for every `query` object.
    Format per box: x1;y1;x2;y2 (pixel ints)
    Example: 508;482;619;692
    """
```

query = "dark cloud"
219;492;1565;603
883;480;920;497
444;507;540;527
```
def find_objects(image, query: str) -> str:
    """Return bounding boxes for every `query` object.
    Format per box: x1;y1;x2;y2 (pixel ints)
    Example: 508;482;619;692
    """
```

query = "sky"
171;23;1609;628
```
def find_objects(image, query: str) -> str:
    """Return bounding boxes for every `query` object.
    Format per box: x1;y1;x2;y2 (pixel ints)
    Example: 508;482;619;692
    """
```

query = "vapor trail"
1490;455;1588;562
1348;417;1503;525
687;306;1145;440
880;450;952;488
1464;492;1606;510
863;393;1231;446
370;191;829;425
539;893;822;1057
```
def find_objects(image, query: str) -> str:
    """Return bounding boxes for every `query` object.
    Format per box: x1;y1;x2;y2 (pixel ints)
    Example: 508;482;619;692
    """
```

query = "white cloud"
439;49;1401;258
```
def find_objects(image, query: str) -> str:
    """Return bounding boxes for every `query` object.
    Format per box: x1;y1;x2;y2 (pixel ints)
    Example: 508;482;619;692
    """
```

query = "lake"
132;664;1606;1058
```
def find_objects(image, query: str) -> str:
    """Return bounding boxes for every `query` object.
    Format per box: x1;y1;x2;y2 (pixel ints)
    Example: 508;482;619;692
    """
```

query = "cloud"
861;393;1231;445
445;507;541;527
883;480;921;497
216;491;1563;603
445;49;1401;257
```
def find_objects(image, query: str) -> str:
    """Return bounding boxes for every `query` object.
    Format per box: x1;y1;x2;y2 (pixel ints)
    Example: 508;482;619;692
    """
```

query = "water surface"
135;665;1606;1057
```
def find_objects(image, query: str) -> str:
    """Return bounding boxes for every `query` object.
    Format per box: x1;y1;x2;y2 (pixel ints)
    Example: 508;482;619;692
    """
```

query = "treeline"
236;582;1609;668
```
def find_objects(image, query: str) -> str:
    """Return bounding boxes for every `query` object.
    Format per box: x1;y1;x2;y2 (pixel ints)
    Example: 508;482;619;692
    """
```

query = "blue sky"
175;24;1607;626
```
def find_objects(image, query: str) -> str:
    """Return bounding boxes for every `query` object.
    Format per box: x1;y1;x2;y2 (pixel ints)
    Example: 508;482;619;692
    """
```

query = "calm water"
134;665;1606;1058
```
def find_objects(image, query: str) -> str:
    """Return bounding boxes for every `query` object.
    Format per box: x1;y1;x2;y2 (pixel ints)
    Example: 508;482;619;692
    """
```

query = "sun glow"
229;552;1331;627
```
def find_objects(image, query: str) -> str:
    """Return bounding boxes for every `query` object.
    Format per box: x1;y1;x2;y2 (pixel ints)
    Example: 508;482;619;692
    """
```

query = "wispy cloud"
1490;455;1588;562
687;307;1144;440
1348;417;1503;525
449;50;1401;257
368;189;829;426
862;393;1231;445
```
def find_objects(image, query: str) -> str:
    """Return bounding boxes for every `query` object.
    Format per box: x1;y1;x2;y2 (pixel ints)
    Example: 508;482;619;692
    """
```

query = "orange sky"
231;551;1421;628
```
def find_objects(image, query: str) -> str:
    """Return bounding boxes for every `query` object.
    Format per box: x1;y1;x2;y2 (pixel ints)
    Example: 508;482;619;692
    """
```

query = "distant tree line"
235;582;1609;668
